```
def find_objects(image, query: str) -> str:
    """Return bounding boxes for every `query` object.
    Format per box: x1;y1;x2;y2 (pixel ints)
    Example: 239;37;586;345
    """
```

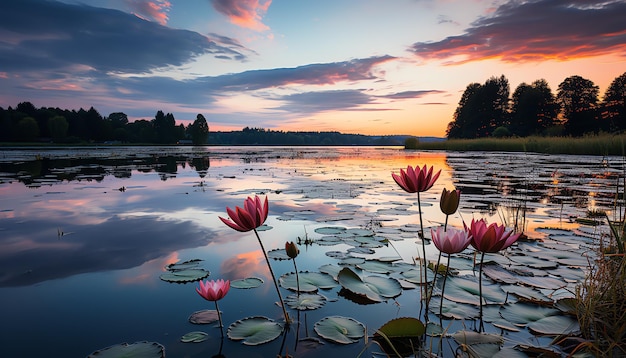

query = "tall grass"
408;134;626;156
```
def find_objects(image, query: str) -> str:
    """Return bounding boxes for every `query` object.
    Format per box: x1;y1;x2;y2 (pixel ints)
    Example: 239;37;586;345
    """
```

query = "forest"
447;72;626;138
0;102;411;146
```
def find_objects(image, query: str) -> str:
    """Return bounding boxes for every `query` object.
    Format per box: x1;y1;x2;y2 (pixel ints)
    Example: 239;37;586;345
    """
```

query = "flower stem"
478;251;486;332
254;229;290;324
292;258;300;297
440;254;451;317
417;192;429;319
215;301;224;338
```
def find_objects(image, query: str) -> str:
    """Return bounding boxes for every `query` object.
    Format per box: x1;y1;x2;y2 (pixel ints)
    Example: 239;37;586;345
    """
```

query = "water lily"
465;218;522;331
392;165;441;194
431;226;471;317
220;196;290;324
392;164;441;320
466;218;521;253
219;195;269;232
196;279;230;330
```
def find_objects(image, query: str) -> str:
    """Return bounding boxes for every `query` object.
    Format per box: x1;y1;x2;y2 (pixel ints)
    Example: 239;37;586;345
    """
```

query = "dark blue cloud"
0;0;247;74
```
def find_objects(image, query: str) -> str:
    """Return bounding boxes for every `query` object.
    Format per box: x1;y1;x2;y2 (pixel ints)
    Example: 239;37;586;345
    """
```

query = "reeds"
408;134;626;156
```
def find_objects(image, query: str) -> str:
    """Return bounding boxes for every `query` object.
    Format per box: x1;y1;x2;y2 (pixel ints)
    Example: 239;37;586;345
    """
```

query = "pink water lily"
466;218;521;253
431;226;472;255
392;165;441;193
196;279;230;302
219;195;269;232
440;188;461;216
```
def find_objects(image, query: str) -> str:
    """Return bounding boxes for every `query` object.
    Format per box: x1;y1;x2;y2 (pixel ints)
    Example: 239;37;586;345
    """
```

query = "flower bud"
440;188;460;215
285;241;299;259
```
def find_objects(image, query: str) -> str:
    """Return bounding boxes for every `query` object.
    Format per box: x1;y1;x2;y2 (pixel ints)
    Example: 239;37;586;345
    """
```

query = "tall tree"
447;75;510;138
190;114;209;145
602;72;626;132
557;75;599;136
510;79;558;136
48;115;68;141
152;110;177;143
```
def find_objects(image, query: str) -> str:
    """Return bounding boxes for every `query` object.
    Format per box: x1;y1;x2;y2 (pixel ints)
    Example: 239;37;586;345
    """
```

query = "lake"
0;146;619;357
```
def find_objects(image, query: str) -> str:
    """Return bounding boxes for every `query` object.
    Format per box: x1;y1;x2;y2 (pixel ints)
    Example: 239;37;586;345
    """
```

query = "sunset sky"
1;0;625;137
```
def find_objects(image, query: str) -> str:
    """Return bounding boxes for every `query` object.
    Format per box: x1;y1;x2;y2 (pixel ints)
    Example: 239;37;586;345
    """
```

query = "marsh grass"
573;216;626;356
409;134;626;156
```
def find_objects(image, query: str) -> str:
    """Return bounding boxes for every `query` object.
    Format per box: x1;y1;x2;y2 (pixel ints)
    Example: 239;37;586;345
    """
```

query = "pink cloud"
125;0;171;25
211;0;271;31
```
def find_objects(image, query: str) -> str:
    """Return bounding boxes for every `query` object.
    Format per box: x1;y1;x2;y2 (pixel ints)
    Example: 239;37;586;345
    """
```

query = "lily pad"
314;316;365;344
267;248;291;260
188;310;219;324
373;317;425;356
284;293;327;310
180;331;208;343
357;260;396;274
87;341;165;358
400;268;435;285
451;330;504;345
230;277;264;289
227;316;283;346
442;275;507;305
159;269;209;283
315;226;346;235
279;271;337;292
337;267;401;302
527;315;580;335
165;259;202;271
499;302;560;326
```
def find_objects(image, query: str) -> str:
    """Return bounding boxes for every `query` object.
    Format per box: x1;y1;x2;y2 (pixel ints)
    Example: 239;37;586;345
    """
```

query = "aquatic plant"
220;195;290;324
285;241;300;296
392;164;441;317
466;218;521;331
196;279;230;332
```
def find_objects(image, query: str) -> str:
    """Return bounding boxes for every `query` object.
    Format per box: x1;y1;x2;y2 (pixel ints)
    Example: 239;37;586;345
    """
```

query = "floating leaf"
284;293;327;310
87;341;165;358
230;277;264;289
400;268;435;285
314;316;365;344
318;263;341;280
180;331;208;343
227;316;283;346
315;226;346;235
188;310;219;324
499;303;560;326
159;269;209;283
279;271;337;292
443;275;507;305
267;248;291;260
357;260;396;274
165;259;202;271
373;317;424;356
337;267;401;302
527;315;580;335
451;330;504;345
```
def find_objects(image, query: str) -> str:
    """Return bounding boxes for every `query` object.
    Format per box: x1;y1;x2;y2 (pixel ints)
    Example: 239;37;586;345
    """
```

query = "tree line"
0;102;210;144
0;103;409;146
447;72;626;138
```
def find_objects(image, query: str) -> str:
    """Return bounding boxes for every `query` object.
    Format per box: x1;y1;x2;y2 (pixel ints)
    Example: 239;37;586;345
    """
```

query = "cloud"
380;90;446;100
0;0;248;74
210;0;272;31
124;0;172;25
410;0;626;63
276;90;376;113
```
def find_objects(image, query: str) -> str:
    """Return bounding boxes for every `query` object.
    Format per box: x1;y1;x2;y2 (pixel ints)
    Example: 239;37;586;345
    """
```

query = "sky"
1;0;625;137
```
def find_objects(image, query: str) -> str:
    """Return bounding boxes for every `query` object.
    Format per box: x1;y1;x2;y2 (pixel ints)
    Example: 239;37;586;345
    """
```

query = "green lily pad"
165;259;202;271
337;267;401;302
159;269;210;283
227;316;283;346
527;315;580;335
357;260;396;274
499;302;560;326
180;331;208;343
284;293;327;310
87;341;165;357
188;310;219;324
314;316;365;344
230;277;264;289
315;226;346;235
443;275;507;305
451;330;504;345
267;248;291;260
279;271;337;292
373;317;425;356
318;263;341;280
400;268;435;285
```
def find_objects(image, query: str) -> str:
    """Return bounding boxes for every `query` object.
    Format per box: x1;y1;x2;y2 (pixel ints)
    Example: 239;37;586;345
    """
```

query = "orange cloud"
127;0;171;25
211;0;271;31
